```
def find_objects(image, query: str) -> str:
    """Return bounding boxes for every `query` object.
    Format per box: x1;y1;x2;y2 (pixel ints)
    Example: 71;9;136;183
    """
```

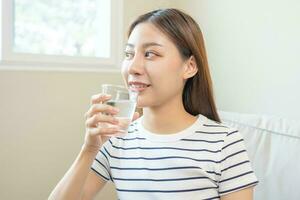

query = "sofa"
219;111;300;200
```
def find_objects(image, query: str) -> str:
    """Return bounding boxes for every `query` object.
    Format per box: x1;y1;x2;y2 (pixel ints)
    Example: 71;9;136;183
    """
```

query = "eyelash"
124;51;159;60
124;51;134;59
145;51;157;58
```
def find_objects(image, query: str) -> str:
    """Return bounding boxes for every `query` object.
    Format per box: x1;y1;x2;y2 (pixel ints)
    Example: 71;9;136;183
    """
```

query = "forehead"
126;22;174;49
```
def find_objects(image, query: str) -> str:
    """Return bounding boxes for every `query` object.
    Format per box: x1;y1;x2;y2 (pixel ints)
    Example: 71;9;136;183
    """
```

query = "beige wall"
0;70;123;199
173;0;300;121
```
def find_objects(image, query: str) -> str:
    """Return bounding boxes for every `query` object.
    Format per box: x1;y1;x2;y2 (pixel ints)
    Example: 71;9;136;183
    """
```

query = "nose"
127;53;145;76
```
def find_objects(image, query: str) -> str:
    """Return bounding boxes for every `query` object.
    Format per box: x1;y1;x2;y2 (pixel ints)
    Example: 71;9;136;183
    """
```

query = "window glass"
13;0;111;58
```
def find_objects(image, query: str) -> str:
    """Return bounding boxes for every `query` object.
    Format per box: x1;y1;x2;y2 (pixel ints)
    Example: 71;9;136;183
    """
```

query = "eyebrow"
125;42;163;49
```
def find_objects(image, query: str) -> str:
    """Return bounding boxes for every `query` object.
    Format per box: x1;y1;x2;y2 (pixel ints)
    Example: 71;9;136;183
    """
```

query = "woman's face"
122;22;188;108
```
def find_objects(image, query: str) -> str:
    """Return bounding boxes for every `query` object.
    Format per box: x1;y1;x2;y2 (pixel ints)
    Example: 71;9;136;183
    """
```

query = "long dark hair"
128;8;221;123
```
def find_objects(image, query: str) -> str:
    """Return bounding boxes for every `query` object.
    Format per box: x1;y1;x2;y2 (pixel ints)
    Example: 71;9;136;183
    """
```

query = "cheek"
150;71;183;99
153;64;183;87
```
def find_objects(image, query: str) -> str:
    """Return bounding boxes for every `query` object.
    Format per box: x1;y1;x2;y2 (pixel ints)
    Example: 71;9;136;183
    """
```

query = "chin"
136;98;152;108
136;100;160;109
136;102;146;108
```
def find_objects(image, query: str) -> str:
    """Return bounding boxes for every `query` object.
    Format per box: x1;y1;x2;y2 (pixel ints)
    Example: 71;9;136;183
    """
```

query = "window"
0;0;123;71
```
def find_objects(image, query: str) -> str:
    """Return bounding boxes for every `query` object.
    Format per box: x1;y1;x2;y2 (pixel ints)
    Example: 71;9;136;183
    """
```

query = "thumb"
132;112;140;121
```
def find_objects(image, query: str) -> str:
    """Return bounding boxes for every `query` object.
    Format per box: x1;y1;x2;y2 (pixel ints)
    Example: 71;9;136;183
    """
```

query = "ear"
183;55;198;80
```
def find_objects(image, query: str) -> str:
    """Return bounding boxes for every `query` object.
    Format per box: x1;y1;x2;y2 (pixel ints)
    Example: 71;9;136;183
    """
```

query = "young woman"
49;8;258;200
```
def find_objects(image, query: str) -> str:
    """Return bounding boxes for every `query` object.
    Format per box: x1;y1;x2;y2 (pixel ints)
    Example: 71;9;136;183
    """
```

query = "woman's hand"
83;93;139;152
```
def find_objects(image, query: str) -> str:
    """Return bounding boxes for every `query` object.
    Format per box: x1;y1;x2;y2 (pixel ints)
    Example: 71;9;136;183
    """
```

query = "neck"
142;96;197;134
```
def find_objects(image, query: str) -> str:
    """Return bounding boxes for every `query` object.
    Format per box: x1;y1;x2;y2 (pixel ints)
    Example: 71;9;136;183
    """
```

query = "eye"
145;51;157;59
124;51;134;60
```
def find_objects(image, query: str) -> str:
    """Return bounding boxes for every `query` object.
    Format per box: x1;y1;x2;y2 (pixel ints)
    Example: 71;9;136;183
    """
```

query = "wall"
0;70;123;199
173;0;300;121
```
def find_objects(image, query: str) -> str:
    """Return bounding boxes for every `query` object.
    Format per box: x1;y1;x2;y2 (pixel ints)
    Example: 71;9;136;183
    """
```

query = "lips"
128;81;151;92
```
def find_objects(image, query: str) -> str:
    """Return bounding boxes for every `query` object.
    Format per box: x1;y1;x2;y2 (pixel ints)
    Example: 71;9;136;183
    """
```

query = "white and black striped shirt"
91;114;258;200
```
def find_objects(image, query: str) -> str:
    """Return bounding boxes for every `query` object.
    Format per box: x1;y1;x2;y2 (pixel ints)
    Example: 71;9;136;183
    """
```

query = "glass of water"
101;84;138;134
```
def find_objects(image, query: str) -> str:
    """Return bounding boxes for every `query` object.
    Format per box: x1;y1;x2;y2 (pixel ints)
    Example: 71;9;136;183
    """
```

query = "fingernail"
113;107;120;112
113;118;119;124
117;130;126;134
118;129;126;133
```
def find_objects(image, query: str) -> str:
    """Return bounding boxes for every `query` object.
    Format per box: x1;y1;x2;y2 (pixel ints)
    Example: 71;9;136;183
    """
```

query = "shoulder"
199;115;238;137
192;115;243;150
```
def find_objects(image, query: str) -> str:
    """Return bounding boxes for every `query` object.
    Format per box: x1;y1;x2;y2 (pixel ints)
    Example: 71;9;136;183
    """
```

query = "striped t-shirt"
91;114;258;200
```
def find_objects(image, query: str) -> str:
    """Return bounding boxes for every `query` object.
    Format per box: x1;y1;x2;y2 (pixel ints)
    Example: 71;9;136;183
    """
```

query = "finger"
85;113;119;128
132;112;140;121
88;126;126;136
85;103;119;119
90;93;111;105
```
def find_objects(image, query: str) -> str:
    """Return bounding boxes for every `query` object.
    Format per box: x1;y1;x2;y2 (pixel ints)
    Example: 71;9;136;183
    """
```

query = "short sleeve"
218;129;258;195
91;141;112;182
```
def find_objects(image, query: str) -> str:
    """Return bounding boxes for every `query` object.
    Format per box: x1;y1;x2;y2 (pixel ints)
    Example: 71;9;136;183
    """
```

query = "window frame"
0;0;124;72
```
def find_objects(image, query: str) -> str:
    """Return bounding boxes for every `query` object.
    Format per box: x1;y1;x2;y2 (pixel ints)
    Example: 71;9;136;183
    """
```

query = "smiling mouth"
129;83;151;92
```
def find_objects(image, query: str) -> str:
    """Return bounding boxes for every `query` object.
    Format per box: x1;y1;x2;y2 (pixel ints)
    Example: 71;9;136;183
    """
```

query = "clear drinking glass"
101;84;138;134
